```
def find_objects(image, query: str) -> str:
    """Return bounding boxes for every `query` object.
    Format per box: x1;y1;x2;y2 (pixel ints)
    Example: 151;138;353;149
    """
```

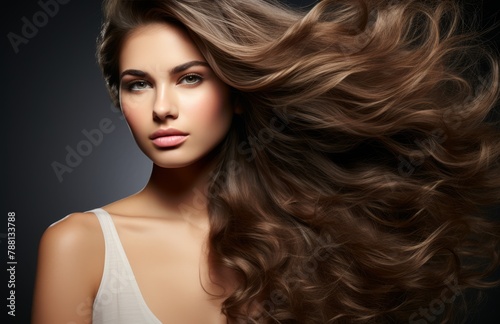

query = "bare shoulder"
36;211;105;286
32;211;104;324
40;211;103;252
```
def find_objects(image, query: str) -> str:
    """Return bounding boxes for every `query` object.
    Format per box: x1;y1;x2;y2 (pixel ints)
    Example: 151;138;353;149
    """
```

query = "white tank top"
88;208;163;324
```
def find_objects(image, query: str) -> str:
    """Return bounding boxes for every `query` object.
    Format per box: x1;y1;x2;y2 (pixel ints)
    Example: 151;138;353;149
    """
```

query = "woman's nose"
153;83;178;121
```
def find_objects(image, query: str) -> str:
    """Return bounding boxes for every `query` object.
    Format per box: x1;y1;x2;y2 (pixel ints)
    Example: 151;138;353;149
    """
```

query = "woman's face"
119;23;235;168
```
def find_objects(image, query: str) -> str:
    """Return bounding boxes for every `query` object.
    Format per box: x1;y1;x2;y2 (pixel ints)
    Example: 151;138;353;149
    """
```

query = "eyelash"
125;80;151;92
123;73;203;92
177;73;203;85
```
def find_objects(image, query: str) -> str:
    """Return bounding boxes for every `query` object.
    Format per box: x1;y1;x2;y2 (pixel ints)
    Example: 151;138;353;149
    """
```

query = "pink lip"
149;128;189;148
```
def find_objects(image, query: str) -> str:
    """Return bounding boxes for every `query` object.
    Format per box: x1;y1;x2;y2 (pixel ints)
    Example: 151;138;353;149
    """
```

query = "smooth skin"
32;23;240;324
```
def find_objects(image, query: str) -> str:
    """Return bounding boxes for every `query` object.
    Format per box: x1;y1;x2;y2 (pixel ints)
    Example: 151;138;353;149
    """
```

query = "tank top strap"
85;208;163;324
90;208;128;263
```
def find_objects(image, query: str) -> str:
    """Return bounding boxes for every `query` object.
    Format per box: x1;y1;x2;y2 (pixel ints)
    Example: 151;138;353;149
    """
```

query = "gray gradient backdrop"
3;1;499;323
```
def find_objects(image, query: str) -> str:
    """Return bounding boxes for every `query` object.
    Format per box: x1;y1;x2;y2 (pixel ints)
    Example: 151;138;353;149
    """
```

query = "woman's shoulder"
33;211;106;323
41;211;101;258
44;192;143;240
42;211;102;246
40;193;139;246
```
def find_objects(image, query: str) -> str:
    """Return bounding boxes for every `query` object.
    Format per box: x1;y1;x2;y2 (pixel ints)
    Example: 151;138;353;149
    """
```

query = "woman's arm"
32;213;104;324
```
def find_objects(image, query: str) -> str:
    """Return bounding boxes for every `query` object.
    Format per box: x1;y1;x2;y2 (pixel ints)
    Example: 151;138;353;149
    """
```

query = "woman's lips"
149;128;189;148
151;135;188;147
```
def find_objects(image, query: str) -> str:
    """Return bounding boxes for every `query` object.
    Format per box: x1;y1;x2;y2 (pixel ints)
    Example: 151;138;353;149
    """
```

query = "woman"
32;0;500;323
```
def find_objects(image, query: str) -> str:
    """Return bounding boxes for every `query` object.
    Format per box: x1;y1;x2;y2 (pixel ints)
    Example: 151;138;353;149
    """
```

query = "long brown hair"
97;0;500;322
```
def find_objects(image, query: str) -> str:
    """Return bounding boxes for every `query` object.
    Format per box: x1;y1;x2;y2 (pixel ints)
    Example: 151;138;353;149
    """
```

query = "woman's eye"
128;81;151;91
178;74;202;85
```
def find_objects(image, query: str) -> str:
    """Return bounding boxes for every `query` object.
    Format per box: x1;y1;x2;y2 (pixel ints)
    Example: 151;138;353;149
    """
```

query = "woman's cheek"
123;108;148;140
195;86;232;124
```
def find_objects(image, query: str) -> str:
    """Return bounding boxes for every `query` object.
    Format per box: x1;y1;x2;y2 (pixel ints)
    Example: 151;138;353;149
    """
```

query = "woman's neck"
137;154;219;228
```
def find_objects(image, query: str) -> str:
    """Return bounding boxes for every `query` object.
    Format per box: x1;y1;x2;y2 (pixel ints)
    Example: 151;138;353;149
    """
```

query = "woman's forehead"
119;22;205;72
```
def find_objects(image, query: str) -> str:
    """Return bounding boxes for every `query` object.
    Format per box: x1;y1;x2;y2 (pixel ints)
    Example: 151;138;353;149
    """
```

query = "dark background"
3;1;499;323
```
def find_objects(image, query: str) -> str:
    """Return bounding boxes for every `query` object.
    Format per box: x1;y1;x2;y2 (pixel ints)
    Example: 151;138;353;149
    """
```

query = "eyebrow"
171;60;209;74
120;60;209;80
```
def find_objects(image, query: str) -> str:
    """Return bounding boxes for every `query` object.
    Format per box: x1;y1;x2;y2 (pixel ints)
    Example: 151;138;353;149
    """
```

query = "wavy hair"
97;0;500;322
